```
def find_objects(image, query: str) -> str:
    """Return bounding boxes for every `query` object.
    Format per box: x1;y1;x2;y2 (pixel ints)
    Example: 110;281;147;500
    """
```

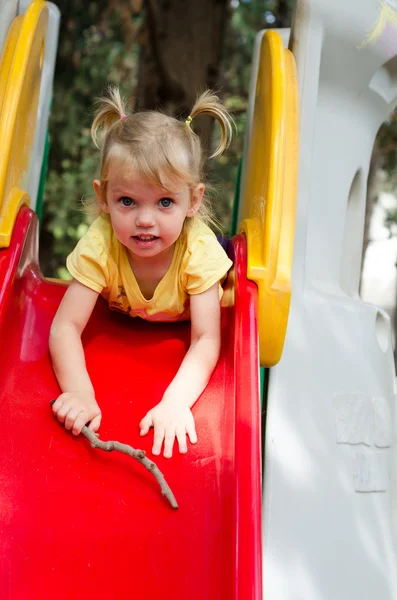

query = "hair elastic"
185;115;192;127
120;113;127;119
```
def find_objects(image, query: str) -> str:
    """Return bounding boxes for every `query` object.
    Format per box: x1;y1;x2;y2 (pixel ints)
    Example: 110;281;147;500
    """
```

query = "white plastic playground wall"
19;0;60;210
244;1;397;599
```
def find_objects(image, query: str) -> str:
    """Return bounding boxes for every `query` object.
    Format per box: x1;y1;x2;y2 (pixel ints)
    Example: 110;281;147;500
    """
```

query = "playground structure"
0;0;396;599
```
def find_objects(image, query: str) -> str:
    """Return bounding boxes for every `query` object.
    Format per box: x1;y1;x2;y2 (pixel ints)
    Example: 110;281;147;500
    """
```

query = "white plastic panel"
18;1;60;209
262;1;397;599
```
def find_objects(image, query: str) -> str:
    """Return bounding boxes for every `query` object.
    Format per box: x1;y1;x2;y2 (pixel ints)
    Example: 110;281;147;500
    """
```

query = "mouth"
131;234;159;249
133;235;158;241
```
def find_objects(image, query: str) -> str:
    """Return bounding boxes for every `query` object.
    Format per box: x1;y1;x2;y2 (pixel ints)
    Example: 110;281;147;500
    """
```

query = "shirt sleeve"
182;234;233;295
66;229;108;293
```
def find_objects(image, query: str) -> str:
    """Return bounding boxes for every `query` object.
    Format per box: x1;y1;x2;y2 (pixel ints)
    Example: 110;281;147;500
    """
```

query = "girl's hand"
139;400;197;458
52;392;102;436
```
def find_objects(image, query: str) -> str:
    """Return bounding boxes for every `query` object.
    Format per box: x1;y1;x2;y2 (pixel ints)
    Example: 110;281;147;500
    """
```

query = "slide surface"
0;208;262;600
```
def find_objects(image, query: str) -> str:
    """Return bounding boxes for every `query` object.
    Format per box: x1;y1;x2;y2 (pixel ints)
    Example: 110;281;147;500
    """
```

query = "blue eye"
119;197;134;207
159;197;173;208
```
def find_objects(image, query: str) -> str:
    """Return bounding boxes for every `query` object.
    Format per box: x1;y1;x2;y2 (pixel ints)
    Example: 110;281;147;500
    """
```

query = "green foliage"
375;113;397;232
41;2;142;276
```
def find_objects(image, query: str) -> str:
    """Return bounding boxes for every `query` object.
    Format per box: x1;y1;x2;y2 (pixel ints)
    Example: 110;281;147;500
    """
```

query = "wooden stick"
81;427;178;509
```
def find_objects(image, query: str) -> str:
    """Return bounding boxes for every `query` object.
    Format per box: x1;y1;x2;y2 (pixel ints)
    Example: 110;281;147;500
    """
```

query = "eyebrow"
112;188;135;194
111;186;185;196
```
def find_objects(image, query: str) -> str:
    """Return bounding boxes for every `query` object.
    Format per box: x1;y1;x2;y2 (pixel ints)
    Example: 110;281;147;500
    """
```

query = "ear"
93;179;109;213
187;183;205;217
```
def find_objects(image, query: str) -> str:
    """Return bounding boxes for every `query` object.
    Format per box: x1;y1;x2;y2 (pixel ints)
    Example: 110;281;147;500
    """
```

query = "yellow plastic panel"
239;30;299;367
0;0;48;247
0;16;23;117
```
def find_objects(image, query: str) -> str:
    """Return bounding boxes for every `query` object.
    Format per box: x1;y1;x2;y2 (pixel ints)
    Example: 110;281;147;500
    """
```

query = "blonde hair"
87;86;234;228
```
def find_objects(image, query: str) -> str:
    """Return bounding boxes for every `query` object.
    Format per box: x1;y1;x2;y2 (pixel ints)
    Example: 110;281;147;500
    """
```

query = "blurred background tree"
373;112;397;366
40;0;294;278
379;113;397;232
40;0;143;276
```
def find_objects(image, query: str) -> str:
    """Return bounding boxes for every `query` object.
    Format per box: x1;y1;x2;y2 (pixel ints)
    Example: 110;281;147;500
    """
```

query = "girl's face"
94;163;204;262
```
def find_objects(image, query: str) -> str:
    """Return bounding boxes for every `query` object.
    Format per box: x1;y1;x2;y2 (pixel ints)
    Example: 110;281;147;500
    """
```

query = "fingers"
51;398;63;414
176;426;187;454
72;410;101;436
71;411;89;435
139;413;153;436
149;412;197;457
64;407;83;431
186;420;197;445
89;413;102;433
154;426;190;458
51;394;101;436
54;401;70;424
163;428;176;458
73;411;90;436
152;426;165;456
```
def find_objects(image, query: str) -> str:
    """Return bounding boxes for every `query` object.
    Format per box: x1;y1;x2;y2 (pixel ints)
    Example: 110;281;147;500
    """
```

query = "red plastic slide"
0;208;262;600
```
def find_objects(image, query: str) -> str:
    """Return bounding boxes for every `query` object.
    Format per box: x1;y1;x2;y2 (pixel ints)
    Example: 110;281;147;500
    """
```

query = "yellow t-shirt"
66;214;233;322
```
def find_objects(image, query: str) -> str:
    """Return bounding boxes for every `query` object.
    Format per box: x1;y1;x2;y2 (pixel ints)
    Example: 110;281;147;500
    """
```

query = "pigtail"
189;90;234;158
91;85;128;148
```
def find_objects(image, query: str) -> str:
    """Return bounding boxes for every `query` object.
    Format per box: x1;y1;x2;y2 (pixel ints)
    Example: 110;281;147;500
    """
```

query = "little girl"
50;87;233;458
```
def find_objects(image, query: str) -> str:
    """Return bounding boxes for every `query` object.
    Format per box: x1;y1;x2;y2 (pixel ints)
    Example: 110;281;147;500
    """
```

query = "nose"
136;207;155;228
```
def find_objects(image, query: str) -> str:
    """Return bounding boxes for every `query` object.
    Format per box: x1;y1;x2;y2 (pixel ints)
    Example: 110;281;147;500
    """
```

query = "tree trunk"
135;0;231;158
273;0;294;28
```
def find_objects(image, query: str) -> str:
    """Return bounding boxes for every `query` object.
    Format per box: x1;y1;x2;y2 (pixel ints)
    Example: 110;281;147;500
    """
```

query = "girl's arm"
50;279;101;435
139;283;221;458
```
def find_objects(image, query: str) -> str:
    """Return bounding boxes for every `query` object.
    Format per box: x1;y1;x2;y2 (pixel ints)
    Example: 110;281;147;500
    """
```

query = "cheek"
159;213;183;237
172;207;188;224
109;212;128;235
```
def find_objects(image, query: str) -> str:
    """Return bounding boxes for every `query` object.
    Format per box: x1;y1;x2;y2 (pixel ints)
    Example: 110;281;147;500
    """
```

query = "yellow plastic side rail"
239;30;299;367
0;0;48;247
